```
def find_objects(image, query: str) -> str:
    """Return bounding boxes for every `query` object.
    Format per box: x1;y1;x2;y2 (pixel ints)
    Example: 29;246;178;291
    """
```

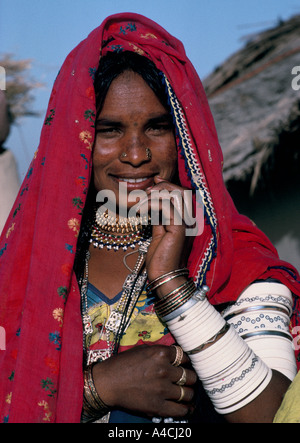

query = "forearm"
152;274;296;423
225;370;291;423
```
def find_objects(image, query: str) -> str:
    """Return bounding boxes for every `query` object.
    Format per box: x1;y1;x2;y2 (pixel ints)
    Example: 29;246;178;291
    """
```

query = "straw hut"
204;14;300;271
0;90;20;234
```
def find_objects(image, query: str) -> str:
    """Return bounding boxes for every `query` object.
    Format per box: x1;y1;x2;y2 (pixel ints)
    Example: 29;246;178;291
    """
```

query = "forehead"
98;71;167;117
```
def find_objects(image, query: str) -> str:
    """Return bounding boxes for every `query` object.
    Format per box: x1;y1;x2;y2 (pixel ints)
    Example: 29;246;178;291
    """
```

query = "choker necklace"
90;209;151;251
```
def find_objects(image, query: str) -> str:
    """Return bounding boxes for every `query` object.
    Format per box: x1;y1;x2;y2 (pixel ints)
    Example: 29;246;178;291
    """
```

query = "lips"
110;173;156;189
118;177;150;183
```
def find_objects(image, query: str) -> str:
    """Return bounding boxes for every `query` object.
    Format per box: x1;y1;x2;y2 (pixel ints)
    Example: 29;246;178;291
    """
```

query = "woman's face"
93;70;178;210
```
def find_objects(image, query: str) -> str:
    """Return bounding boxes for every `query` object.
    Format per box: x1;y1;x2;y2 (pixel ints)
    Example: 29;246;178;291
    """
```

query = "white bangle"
162;284;279;414
222;282;293;318
223;282;297;382
188;326;272;414
167;298;226;352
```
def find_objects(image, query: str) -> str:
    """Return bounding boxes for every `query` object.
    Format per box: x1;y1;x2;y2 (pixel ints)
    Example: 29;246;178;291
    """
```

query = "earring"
145;148;152;160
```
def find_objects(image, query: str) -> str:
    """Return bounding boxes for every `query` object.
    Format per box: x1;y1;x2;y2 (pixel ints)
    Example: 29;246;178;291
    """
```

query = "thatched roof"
204;15;300;195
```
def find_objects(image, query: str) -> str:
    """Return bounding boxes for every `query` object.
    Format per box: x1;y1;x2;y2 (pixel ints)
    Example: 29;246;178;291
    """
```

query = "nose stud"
145;148;152;160
120;148;152;161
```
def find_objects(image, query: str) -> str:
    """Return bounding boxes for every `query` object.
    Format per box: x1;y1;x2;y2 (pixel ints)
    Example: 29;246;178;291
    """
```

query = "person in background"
0;90;10;149
0;90;20;234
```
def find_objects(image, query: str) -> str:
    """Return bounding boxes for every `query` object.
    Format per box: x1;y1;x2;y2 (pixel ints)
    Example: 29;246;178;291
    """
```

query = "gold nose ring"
146;148;152;160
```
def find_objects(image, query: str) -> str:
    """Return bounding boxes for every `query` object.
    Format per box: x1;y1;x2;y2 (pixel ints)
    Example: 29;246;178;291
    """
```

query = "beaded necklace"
90;209;151;251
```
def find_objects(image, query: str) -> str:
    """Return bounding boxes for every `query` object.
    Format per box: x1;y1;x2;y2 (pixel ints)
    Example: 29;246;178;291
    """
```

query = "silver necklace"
81;239;151;366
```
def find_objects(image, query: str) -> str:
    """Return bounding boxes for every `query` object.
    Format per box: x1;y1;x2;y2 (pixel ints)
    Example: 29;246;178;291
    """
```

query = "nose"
120;135;151;166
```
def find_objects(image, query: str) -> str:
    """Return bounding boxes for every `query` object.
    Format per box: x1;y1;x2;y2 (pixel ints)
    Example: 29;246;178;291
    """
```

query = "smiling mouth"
111;173;157;186
118;177;151;183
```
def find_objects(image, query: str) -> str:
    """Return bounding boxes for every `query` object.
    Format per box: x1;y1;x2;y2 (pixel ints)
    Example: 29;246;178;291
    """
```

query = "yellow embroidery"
68;218;80;237
38;400;52;422
5;392;12;404
128;43;145;56
79;130;93;150
53;308;64;327
140;33;158;40
6;223;16;239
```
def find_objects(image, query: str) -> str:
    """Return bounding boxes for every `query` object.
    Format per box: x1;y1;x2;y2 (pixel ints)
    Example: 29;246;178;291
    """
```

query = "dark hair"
94;51;171;115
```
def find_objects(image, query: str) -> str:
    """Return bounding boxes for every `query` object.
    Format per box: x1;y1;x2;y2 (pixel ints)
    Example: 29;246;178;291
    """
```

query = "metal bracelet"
161;286;209;322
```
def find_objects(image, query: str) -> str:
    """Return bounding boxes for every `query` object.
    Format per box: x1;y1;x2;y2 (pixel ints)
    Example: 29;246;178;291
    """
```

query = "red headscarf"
0;13;299;423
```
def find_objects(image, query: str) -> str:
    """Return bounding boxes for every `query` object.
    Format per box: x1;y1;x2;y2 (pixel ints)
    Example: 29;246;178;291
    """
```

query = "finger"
158;399;192;419
149;191;185;228
170;345;190;367
176;385;195;404
158;387;194;418
148;176;185;194
174;366;198;387
154;175;169;185
149;179;196;231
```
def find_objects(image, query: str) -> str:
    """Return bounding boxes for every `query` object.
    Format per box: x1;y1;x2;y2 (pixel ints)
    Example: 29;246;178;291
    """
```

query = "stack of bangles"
148;269;273;415
82;365;110;422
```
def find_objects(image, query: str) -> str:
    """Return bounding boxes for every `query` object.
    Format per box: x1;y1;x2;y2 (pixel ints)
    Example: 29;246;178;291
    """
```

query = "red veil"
0;13;299;423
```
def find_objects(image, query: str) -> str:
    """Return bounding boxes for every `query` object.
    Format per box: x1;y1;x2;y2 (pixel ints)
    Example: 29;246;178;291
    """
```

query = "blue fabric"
86;283;122;307
109;410;152;423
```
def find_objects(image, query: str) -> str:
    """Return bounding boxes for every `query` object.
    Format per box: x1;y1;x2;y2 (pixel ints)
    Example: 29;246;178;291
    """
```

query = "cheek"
92;148;108;190
159;140;178;177
92;141;110;164
92;139;117;173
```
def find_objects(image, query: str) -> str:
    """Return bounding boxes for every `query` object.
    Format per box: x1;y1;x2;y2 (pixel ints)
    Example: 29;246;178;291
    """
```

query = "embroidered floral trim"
38;400;52;422
53;308;64;327
68;218;80;237
79;130;93;150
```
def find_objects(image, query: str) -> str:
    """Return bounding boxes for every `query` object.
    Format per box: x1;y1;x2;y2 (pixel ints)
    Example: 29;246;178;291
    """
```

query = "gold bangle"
154;279;196;318
147;268;189;292
83;365;110;417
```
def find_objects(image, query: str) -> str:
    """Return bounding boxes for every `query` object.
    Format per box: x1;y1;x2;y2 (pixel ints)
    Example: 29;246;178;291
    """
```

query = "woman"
0;13;299;423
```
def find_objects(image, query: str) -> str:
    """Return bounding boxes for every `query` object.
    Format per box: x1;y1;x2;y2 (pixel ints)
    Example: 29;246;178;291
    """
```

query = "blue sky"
1;0;299;179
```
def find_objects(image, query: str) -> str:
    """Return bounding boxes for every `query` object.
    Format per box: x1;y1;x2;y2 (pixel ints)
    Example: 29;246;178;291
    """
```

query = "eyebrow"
95;113;173;127
147;113;173;126
95;118;122;127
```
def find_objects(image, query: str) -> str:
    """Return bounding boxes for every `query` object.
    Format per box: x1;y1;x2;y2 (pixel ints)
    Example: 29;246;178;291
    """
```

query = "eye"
96;127;117;133
147;122;173;134
95;125;121;138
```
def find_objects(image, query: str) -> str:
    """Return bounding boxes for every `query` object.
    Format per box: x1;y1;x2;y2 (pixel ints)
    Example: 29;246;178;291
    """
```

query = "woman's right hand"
92;344;197;418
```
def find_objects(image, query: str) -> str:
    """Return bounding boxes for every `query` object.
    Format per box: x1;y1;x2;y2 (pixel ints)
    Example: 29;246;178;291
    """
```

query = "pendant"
83;313;93;335
87;349;111;365
105;310;123;334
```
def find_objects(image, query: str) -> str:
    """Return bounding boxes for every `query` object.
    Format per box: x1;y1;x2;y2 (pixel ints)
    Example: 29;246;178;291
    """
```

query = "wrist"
155;276;189;299
92;362;115;409
82;364;110;421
